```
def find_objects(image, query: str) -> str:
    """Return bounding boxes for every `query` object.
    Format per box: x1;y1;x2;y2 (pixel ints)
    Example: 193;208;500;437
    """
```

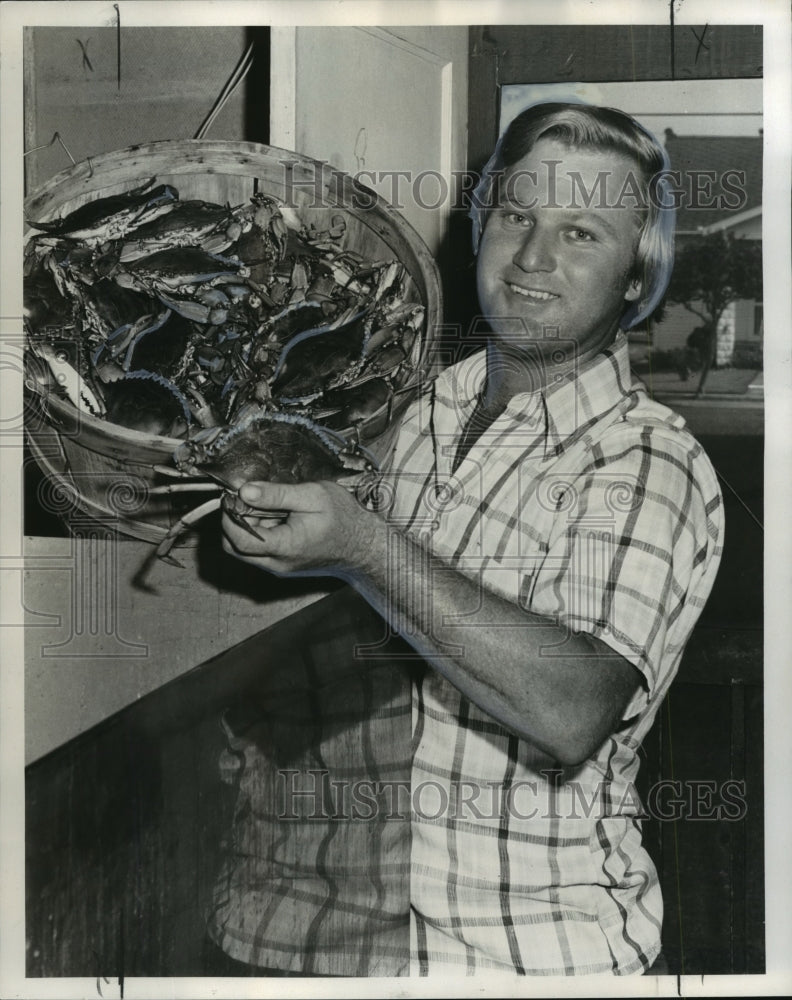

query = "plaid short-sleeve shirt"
383;333;724;975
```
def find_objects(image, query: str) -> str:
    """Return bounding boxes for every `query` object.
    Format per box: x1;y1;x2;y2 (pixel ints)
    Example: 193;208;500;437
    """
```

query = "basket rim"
24;139;440;299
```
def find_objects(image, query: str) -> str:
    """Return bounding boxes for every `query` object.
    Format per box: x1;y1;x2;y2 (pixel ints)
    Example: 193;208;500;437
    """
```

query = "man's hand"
221;480;385;578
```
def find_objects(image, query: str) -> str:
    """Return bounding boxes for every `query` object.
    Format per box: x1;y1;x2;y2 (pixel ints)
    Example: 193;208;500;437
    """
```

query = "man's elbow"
548;696;637;764
551;733;605;767
509;722;607;767
544;649;643;765
528;704;629;765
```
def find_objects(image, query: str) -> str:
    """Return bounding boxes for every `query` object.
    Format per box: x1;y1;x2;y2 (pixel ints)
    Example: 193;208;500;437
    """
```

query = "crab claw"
28;341;106;416
157;551;186;569
221;490;287;534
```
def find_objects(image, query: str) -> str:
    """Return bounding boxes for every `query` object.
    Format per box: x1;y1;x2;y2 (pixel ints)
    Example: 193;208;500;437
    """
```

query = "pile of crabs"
24;177;428;558
24;177;425;481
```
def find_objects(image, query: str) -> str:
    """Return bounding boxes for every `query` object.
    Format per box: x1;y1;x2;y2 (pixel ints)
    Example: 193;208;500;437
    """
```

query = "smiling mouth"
507;283;558;302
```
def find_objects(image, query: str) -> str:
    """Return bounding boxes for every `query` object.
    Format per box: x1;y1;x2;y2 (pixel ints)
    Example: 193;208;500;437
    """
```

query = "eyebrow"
568;212;620;238
500;194;539;212
500;197;626;238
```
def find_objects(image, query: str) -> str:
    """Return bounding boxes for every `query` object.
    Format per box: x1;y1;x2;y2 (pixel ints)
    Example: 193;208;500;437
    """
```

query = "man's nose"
513;226;556;272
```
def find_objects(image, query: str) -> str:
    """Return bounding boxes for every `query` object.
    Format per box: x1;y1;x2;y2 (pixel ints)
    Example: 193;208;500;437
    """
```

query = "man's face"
476;138;643;372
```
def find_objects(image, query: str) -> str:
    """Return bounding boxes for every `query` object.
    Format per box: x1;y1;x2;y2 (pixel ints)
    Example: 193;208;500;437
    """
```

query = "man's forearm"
220;480;642;765
350;516;640;766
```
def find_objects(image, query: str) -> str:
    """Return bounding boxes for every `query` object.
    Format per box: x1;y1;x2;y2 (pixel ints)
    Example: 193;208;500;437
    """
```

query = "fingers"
230;513;272;543
220;480;366;574
222;509;287;560
239;480;319;513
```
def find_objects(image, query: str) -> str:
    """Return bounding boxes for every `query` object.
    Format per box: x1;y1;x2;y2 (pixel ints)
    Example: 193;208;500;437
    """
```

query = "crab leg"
156;496;222;565
149;482;222;495
151;464;194;479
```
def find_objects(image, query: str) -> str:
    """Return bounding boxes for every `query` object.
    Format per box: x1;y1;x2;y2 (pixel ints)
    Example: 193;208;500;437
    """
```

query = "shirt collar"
437;333;635;460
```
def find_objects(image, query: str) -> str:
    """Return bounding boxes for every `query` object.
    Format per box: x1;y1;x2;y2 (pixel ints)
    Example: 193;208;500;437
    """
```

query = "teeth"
509;284;556;301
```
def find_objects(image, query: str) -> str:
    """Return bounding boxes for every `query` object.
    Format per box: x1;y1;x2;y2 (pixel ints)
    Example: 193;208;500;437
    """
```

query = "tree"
664;231;763;395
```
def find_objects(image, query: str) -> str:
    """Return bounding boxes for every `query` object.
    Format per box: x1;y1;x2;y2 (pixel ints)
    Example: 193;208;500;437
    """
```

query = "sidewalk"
629;354;764;405
628;349;764;435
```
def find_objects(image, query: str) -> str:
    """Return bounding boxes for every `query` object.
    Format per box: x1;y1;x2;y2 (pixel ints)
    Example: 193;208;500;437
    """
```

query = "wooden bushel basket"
24;140;442;543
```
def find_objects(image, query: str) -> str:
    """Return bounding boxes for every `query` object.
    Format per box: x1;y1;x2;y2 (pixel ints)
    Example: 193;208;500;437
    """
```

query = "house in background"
648;131;763;367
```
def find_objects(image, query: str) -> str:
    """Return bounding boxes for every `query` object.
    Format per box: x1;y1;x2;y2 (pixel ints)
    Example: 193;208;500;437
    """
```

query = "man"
216;103;724;975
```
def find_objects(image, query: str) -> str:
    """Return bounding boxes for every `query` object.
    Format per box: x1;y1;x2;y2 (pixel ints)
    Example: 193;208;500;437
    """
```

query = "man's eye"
569;228;594;242
504;211;531;226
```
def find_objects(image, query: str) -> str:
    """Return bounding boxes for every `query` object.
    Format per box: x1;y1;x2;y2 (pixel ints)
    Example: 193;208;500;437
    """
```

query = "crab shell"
27;181;179;245
103;370;193;435
174;411;376;490
118;200;247;261
114;246;247;292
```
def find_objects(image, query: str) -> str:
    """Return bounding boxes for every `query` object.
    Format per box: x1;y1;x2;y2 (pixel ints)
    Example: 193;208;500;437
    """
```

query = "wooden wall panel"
23;27;257;193
468;24;763;169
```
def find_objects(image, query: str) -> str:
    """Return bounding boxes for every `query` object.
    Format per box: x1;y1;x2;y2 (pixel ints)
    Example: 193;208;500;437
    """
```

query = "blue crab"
23;252;76;337
147;411;376;564
112;246;250;323
97;307;195;380
27;179;178;247
118;199;249;262
267;269;423;409
102;370;193;436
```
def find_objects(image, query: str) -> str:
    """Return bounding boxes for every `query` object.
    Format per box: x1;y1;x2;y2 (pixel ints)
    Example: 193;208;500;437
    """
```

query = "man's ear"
624;278;642;303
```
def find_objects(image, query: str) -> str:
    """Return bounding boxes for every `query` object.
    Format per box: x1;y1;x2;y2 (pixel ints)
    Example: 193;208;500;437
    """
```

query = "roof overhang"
697;204;763;235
